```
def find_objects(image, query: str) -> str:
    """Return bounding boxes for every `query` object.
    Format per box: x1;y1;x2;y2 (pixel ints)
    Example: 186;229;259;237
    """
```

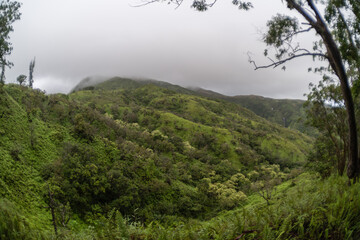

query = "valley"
0;78;317;239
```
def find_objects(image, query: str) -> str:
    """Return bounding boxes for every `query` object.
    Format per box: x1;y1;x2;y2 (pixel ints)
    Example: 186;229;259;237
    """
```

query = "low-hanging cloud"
7;0;321;99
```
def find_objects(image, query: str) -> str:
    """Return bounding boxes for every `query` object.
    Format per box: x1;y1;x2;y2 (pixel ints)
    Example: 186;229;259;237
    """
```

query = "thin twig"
130;0;159;8
282;27;313;42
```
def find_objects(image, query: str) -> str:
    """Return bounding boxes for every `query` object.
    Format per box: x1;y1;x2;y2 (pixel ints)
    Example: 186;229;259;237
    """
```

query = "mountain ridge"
72;76;311;134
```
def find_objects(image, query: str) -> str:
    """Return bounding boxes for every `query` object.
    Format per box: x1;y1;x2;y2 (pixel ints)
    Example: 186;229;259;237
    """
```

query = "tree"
148;0;360;181
249;164;285;206
28;58;35;88
0;64;5;85
16;74;26;85
0;0;21;81
305;78;348;176
273;0;359;182
44;184;71;236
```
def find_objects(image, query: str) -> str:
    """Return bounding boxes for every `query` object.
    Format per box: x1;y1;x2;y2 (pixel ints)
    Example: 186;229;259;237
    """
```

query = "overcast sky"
7;0;322;99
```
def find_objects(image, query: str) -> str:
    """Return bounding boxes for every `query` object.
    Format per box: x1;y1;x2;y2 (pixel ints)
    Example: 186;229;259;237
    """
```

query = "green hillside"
231;95;313;134
73;82;312;166
72;76;194;95
1;80;360;239
0;81;331;239
74;77;313;136
193;89;314;135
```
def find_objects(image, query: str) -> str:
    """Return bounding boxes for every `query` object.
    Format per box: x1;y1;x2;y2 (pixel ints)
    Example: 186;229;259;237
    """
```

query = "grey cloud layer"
7;0;320;98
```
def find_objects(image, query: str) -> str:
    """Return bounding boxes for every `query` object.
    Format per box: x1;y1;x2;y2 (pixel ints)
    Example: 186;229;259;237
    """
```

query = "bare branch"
131;0;185;8
208;0;217;8
281;41;312;55
282;27;313;42
250;52;328;70
131;0;160;8
268;56;276;64
294;47;311;54
301;22;312;26
132;0;220;10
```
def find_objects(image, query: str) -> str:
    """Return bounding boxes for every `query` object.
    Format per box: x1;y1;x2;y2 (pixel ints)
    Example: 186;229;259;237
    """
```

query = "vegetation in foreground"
0;79;359;239
62;173;360;240
3;171;360;239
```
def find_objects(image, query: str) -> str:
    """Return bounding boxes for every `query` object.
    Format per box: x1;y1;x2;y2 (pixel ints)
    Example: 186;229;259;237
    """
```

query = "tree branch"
131;0;160;8
282;27;313;43
337;8;356;49
132;0;220;10
249;52;328;70
307;0;326;24
336;7;360;67
286;0;317;27
131;0;185;8
208;0;217;8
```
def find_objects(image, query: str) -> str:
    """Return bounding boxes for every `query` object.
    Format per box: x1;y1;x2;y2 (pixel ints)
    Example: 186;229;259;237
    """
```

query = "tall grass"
3;173;359;239
0;199;45;240
120;173;360;240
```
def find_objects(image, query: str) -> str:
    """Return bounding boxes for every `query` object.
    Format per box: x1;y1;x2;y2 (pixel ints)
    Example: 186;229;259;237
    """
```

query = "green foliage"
234;95;314;135
207;178;248;209
0;81;314;239
74;77;314;136
66;80;311;221
0;0;21;70
1;78;360;240
94;209;129;240
193;90;314;136
324;0;360;88
28;58;35;88
264;14;299;48
263;0;360;180
0;199;44;240
16;74;27;85
2;0;360;237
250;163;285;205
306;136;337;178
304;78;348;176
118;174;360;240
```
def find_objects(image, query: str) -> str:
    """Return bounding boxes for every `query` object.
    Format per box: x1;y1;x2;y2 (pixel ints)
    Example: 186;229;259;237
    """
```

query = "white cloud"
7;0;322;99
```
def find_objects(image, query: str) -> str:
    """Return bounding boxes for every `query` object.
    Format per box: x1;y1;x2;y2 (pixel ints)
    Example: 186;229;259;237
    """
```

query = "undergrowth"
31;173;360;240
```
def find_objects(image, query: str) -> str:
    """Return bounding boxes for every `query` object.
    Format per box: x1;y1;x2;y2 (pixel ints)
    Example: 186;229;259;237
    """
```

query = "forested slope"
0;81;313;238
75;76;313;135
193;88;313;135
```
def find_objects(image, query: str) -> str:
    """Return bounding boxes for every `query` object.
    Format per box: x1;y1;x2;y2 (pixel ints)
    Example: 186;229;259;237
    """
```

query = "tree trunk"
287;0;359;181
48;186;58;236
317;23;359;181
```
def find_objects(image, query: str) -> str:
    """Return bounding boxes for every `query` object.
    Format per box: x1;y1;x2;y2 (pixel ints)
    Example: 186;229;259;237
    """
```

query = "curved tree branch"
131;0;185;8
131;0;161;8
249;52;328;70
279;26;314;45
